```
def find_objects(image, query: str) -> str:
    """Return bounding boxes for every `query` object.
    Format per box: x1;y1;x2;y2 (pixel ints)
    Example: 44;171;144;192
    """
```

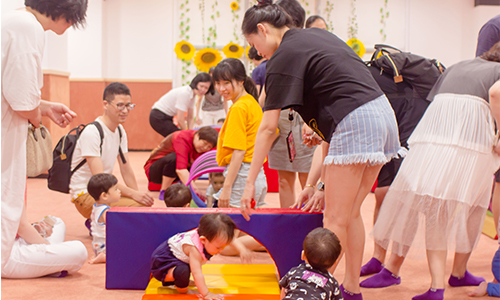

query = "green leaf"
180;4;184;8
186;26;190;31
187;18;190;22
186;70;191;74
186;35;190;39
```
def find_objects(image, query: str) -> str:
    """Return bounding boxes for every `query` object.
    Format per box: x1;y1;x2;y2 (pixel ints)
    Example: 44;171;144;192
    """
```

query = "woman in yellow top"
212;58;269;208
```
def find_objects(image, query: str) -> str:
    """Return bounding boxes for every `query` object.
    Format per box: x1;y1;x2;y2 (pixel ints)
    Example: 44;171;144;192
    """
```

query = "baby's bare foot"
88;252;106;264
468;281;488;297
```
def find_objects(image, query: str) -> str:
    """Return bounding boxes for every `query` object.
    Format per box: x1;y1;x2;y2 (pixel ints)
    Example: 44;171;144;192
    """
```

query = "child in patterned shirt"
280;228;343;300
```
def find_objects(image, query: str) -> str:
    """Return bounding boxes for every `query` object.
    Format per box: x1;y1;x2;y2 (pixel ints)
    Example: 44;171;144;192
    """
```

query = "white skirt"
372;93;500;256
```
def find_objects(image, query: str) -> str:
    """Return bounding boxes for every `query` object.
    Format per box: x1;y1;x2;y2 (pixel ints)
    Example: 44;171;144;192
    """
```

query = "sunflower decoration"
230;1;239;11
346;38;366;58
222;42;244;59
174;40;196;61
194;48;222;72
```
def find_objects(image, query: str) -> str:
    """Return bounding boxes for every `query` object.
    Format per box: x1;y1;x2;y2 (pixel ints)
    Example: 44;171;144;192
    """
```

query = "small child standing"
280;228;343;300
164;183;192;208
87;173;121;264
206;173;224;208
151;213;251;299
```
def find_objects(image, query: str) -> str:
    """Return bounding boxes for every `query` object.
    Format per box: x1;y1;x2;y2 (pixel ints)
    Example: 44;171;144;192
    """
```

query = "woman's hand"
304;191;325;212
291;185;315;209
217;187;232;208
40;101;77;128
294;189;325;212
301;123;322;147
240;183;255;221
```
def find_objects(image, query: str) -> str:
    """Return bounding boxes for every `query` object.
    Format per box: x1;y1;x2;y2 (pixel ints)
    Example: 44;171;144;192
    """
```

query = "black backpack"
367;44;445;99
47;121;126;193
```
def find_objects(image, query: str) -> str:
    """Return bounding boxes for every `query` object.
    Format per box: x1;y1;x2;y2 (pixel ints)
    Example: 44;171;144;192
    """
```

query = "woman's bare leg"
323;163;382;293
277;170;297;208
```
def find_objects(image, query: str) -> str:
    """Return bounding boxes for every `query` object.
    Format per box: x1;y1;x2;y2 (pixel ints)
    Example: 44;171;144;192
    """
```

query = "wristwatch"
317;181;325;191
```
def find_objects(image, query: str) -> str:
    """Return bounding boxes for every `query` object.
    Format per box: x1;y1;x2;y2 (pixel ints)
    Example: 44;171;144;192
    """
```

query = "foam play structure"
186;150;225;207
145;264;280;295
106;207;323;290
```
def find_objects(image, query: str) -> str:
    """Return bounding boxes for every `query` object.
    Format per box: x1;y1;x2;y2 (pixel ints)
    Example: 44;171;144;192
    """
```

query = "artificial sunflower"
174;40;195;60
222;42;244;59
346;38;366;58
194;48;222;72
230;1;239;10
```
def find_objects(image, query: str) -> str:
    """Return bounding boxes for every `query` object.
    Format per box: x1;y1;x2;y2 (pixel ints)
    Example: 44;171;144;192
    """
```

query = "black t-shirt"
264;28;383;141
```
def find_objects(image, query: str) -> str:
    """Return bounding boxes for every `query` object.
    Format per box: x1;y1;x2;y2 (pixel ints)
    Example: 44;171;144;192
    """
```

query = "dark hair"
303;228;341;272
480;41;500;63
248;47;263;61
217;118;226;124
189;72;212;90
242;0;293;35
212;58;259;101
25;0;88;28
209;172;224;179
103;82;131;102
197;213;236;243
305;15;327;29
164;183;192;207
276;0;305;28
87;173;118;201
196;126;219;147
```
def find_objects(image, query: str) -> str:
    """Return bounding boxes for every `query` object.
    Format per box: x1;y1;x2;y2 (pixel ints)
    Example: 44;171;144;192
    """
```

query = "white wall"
3;0;500;82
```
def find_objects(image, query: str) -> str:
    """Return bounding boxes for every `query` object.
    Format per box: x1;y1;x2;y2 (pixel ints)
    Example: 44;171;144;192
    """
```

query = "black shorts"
377;157;403;188
151;240;190;282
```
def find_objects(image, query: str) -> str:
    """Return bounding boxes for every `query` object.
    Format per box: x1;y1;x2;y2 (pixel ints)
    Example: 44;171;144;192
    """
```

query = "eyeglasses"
107;101;136;111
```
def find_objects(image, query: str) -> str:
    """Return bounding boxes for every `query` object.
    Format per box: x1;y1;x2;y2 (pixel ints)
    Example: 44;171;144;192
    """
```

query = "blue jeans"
488;246;500;297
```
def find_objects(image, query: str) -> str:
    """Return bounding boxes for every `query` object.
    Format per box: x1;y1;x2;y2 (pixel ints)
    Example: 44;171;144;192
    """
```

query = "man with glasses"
70;82;154;222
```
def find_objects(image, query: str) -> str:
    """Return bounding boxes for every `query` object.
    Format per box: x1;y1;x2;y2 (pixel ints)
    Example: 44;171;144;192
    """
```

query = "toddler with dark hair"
87;173;121;264
164;183;192;207
280;228;343;300
151;213;251;299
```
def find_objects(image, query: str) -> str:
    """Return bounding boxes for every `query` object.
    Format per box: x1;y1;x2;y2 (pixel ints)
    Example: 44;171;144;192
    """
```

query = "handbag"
26;122;53;177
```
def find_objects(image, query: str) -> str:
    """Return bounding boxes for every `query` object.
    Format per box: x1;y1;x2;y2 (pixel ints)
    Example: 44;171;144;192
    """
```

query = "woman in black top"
238;2;402;299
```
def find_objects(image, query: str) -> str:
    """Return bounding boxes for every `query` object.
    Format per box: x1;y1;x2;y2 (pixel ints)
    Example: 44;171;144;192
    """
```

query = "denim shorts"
213;162;267;208
325;95;403;166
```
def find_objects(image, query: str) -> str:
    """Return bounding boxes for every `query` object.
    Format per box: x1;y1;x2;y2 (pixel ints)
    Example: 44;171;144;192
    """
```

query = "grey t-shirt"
427;57;500;102
202;91;224;111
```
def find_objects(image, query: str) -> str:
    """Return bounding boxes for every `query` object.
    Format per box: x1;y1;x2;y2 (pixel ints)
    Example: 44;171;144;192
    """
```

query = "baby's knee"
173;264;190;289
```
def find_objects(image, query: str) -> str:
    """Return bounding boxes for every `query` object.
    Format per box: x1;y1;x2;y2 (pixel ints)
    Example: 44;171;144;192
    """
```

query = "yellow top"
216;94;264;166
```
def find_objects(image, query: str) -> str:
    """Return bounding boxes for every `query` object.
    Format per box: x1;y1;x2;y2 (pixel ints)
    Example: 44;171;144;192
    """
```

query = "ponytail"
242;1;293;35
244;77;259;101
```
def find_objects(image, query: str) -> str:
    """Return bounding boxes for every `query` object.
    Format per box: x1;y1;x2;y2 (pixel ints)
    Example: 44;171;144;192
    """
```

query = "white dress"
1;10;45;269
373;58;500;256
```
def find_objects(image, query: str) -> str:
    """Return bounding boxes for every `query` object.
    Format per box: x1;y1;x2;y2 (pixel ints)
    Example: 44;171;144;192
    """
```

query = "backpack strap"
70;121;105;175
117;126;127;164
